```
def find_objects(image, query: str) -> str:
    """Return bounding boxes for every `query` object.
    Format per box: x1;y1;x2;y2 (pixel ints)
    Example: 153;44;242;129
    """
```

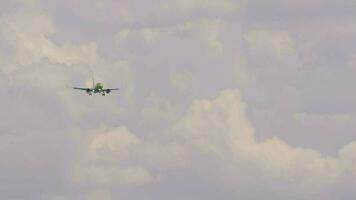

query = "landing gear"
89;93;92;96
102;93;105;96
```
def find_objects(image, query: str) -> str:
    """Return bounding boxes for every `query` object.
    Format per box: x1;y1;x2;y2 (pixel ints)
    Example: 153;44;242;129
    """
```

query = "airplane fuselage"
87;83;109;95
93;83;104;93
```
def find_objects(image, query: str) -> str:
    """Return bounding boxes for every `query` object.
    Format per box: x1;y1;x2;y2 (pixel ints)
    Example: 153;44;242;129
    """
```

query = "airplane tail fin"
88;66;95;88
92;77;95;88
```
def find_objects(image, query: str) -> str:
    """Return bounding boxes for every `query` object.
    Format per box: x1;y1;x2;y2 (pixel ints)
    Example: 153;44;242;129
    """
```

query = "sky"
1;0;356;199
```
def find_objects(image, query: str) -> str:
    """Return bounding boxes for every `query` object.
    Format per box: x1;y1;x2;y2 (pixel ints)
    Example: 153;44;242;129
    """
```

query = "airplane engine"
106;89;111;94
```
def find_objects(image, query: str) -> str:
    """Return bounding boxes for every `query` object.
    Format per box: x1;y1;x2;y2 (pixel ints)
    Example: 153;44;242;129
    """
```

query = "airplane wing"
72;87;90;90
73;87;91;91
104;88;119;93
72;87;94;95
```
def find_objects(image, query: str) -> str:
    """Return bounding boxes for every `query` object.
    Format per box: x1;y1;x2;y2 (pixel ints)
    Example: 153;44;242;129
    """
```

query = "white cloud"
93;59;135;102
141;93;180;122
233;54;255;89
87;126;141;161
0;11;135;118
73;125;186;187
172;90;255;155
0;12;134;126
114;27;160;45
294;112;354;122
169;70;192;91
6;59;131;118
2;2;356;199
73;165;154;186
171;19;226;56
194;19;226;56
114;29;130;44
244;30;296;58
73;126;155;186
114;18;226;56
172;89;356;184
339;142;356;175
0;12;97;67
142;28;161;43
16;0;40;6
44;190;112;200
173;0;238;13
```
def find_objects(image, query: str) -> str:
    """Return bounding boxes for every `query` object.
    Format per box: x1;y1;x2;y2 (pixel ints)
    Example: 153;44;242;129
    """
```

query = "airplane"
72;78;119;96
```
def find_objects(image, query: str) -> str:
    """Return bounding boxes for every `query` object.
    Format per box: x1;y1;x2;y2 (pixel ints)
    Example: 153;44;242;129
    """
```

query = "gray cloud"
1;0;356;199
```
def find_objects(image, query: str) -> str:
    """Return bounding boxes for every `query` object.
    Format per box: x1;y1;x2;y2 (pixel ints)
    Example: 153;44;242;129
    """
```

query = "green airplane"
73;79;119;96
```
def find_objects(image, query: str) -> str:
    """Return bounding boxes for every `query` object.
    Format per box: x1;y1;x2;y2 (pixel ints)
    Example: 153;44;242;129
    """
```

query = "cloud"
294;112;354;122
141;93;180;122
2;1;356;199
244;0;354;22
114;27;160;45
169;19;226;56
114;29;130;44
114;18;227;58
142;28;161;43
232;54;255;89
93;59;135;102
177;19;229;55
244;30;296;58
0;12;97;67
339;142;356;175
196;19;226;56
44;190;112;200
172;0;238;13
73;165;154;186
72;126;155;186
87;126;141;160
172;89;356;184
169;70;192;91
0;11;135;118
72;125;187;187
16;0;41;6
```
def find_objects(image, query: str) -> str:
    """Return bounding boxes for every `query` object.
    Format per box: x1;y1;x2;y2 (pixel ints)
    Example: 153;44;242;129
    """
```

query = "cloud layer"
1;1;356;199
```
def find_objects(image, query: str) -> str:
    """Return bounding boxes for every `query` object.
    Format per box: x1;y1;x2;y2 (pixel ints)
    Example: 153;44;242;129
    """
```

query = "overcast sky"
1;0;356;199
